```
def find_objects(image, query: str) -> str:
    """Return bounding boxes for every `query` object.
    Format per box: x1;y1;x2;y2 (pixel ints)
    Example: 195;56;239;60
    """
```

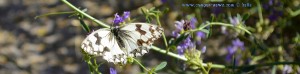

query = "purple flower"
268;10;283;21
262;0;283;21
283;65;293;74
174;20;185;31
229;16;243;26
226;39;245;61
113;11;131;25
161;0;167;3
201;46;206;53
123;11;130;19
110;67;117;74
196;31;206;45
197;31;206;39
113;13;123;25
212;7;223;15
232;39;245;50
172;31;180;38
177;36;194;56
190;18;197;29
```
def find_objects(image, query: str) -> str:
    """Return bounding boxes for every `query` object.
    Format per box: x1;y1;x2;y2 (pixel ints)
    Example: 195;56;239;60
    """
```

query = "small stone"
16;58;29;68
0;0;8;7
28;54;46;65
0;55;7;65
44;34;62;44
63;64;78;73
22;43;45;53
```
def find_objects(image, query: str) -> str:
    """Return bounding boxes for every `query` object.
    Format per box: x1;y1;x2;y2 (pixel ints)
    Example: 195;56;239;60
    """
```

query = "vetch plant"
34;0;300;74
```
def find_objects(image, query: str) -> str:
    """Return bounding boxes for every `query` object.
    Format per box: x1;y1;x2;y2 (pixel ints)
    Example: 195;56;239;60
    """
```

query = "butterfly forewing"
81;28;127;63
120;23;163;57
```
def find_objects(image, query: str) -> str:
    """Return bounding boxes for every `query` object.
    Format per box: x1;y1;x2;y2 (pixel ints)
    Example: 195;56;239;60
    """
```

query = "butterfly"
81;23;163;64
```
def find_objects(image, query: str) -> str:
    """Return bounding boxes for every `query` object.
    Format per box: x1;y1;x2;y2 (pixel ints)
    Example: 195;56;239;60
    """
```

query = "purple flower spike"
177;46;184;56
201;46;206;53
226;39;245;62
175;20;185;31
177;36;194;56
110;67;117;74
123;11;130;19
229;15;244;26
232;39;245;50
113;13;123;25
196;31;206;45
229;17;239;26
196;31;206;39
172;31;180;38
227;46;236;55
190;18;197;29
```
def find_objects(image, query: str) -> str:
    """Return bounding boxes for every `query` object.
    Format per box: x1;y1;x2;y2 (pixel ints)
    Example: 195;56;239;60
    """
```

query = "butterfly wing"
119;23;164;57
81;28;127;64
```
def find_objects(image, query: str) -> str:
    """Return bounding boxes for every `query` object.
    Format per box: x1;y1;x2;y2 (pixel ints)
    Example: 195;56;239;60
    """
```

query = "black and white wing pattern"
81;23;163;64
118;23;163;57
81;28;127;63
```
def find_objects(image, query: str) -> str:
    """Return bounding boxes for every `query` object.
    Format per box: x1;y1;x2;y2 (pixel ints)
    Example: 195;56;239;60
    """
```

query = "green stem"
133;58;149;71
198;61;208;74
189;22;251;35
255;0;264;23
287;8;300;17
61;0;110;28
151;46;226;69
155;15;168;47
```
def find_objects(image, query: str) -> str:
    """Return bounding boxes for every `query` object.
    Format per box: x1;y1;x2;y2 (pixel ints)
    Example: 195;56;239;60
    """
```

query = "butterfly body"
81;23;163;64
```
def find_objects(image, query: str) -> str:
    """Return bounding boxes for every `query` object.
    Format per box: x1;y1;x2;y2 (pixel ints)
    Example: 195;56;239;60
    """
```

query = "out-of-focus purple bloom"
212;7;223;15
268;0;274;5
113;13;123;25
201;46;206;53
263;0;281;10
161;0;167;3
268;10;283;21
174;20;185;31
177;36;194;56
196;31;206;45
229;16;243;26
227;46;236;55
232;39;245;50
226;39;245;61
172;31;180;38
113;11;131;25
190;18;197;29
123;11;130;19
197;31;206;39
110;67;117;74
283;65;293;74
229;17;239;26
262;0;283;21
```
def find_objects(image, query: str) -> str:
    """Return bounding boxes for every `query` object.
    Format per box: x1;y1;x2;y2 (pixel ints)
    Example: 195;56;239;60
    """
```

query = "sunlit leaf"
155;61;167;71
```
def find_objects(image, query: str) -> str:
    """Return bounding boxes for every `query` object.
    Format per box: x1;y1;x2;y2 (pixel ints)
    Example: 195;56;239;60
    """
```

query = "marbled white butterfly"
81;23;163;64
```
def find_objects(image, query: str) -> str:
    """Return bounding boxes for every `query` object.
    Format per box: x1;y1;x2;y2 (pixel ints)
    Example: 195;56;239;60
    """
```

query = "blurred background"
0;0;299;74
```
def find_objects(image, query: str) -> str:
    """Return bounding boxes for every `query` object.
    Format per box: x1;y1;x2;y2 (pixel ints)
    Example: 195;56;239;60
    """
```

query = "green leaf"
172;33;189;46
155;61;167;71
79;19;91;32
242;13;250;21
198;29;210;38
